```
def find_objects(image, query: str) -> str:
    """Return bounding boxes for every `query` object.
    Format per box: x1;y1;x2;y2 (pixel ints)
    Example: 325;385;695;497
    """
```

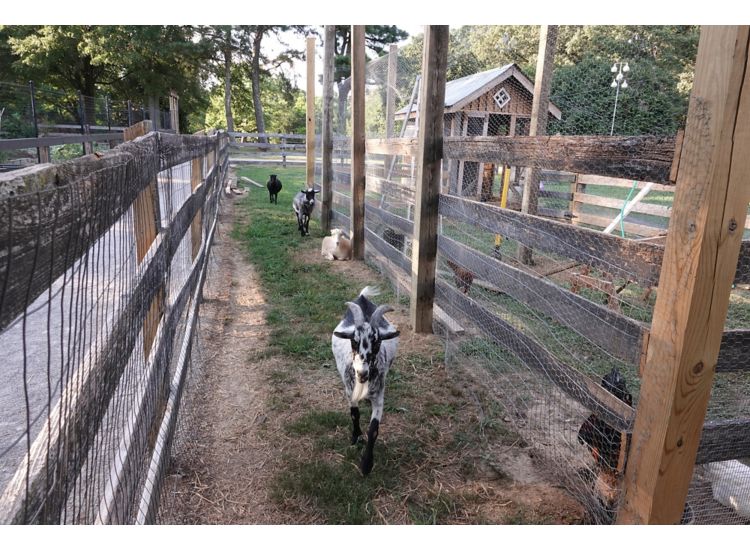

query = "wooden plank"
617;26;750;525
331;209;351;232
437;234;647;365
321;25;335;233
0;133;125;151
573;212;665;238
366;137;419;156
444;135;677;184
439;194;665;286
306;36;316;186
695;418;750;464
410;26;449;333
519;25;558;265
365;203;413;235
350;26;366;260
228;131;306;139
123;120;153;142
435;279;634;431
576;174;676;193
366;176;416;203
574;192;672;218
540;189;574;201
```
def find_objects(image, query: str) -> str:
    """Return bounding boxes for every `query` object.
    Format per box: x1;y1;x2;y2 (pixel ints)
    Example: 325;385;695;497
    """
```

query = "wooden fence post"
617;25;750;524
384;44;398;178
518;25;557;265
169;91;180;134
306;36;316;188
410;25;449;333
191;154;203;260
321;25;335;233
351;25;366;259
124;120;164;358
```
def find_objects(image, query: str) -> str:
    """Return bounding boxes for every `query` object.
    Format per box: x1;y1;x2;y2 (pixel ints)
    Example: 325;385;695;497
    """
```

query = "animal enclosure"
312;25;750;525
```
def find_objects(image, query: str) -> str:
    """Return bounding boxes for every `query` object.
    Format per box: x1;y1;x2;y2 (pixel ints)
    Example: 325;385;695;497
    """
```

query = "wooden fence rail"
0;128;228;524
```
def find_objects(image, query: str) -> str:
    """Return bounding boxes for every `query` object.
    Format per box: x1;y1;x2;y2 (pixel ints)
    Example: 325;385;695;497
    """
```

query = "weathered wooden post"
306;36;316;188
384;44;398;178
410;25;449;333
351;25;366;259
124;119;164;359
169;91;180;134
321;25;336;233
518;25;557;265
617;25;750;524
28;80;49;164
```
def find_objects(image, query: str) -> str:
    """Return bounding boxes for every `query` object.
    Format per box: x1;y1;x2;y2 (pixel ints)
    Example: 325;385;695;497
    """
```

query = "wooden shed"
397;63;562;199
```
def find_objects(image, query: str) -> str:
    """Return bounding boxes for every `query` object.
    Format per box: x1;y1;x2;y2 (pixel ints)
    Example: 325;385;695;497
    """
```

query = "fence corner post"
409;25;449;333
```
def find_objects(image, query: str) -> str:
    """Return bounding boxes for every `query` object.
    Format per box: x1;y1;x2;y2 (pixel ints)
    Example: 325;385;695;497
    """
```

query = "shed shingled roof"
395;63;561;119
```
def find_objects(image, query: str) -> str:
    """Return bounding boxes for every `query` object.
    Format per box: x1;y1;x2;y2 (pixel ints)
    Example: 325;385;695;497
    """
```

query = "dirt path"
160;183;586;525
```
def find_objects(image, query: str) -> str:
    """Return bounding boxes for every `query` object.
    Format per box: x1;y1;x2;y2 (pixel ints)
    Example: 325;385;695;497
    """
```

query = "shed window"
493;87;511;109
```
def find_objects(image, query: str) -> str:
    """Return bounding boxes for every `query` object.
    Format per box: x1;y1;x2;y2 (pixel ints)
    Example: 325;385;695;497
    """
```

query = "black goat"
383;227;405;252
292;188;319;236
266;174;282;204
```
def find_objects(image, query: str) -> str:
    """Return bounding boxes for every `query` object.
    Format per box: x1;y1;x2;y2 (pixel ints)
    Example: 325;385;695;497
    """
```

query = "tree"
332;25;409;134
243;26;311;142
3;25;211;131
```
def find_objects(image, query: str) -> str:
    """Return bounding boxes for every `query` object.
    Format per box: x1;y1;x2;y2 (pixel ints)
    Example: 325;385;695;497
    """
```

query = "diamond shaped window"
493;87;510;109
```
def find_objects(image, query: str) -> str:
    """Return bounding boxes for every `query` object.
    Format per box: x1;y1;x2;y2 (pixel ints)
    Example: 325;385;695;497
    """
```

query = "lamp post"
610;61;630;135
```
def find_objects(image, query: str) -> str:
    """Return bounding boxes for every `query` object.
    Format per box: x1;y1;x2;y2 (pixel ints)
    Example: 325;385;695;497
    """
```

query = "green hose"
620;180;639;237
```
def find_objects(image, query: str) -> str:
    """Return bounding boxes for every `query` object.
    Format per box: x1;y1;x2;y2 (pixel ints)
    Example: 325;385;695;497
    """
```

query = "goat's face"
334;303;399;382
300;188;318;210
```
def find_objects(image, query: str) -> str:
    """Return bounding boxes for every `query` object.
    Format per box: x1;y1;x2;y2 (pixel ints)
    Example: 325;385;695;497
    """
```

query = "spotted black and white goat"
332;286;399;475
292;188;319;236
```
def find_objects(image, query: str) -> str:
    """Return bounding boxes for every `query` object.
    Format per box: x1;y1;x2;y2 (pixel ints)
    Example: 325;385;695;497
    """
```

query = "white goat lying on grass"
321;228;352;261
332;286;399;475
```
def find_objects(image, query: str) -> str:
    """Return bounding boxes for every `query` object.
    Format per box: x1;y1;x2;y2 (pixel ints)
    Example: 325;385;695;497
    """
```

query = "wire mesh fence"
324;26;750;525
0;130;227;524
0;80;174;170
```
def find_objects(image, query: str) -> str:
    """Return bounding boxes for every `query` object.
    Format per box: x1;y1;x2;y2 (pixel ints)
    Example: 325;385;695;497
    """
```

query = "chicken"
577;367;633;509
446;260;475;294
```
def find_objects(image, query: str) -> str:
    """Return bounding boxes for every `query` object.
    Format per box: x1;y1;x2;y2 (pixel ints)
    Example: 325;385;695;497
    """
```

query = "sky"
278;25;425;95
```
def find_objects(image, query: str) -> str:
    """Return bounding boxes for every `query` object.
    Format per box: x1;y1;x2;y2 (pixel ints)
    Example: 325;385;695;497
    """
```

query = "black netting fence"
0;130;228;524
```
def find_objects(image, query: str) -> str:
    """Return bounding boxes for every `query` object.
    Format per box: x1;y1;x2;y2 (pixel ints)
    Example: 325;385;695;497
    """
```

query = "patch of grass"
407;493;462;525
285;410;350;437
233;165;396;363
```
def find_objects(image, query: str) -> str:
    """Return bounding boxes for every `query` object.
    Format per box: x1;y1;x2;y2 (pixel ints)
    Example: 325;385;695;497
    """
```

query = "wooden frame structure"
320;24;750;524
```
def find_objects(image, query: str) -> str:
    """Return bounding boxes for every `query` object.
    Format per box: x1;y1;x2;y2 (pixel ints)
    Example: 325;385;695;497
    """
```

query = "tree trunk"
251;32;266;143
224;44;234;134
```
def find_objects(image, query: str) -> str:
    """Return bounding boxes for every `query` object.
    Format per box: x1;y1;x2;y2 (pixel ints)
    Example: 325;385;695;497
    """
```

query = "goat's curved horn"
345;301;365;327
370;304;394;328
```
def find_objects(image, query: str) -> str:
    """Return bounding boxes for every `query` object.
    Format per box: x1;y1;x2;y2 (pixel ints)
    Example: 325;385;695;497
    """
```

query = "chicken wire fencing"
324;26;750;525
0;130;227;524
0;80;174;170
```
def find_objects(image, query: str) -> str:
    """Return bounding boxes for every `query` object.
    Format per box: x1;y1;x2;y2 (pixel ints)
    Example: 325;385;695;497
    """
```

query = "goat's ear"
378;327;400;341
334;328;355;340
